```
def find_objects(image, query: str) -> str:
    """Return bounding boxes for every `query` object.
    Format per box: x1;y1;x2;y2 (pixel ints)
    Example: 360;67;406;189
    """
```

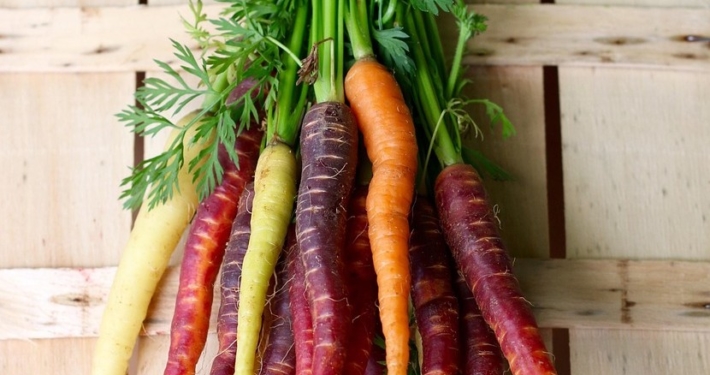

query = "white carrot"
91;110;212;375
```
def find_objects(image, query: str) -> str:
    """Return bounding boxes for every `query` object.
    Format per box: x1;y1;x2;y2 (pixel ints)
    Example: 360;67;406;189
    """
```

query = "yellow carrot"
91;110;211;375
234;140;298;375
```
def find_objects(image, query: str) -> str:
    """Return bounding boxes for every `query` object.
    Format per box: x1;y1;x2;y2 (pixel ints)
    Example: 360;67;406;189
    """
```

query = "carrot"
234;140;299;375
435;165;555;375
344;56;418;375
454;271;505;375
91;110;211;375
295;4;360;375
295;100;358;375
342;185;379;375
233;2;310;374
259;226;297;375
409;196;460;375
210;182;255;375
396;5;556;374
164;124;262;375
287;232;315;375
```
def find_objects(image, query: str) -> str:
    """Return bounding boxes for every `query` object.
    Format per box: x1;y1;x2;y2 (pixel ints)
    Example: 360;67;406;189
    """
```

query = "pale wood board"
0;71;135;373
0;2;136;374
2;259;709;341
0;73;134;269
456;4;710;71
561;68;710;260
0;4;709;72
570;329;710;375
560;67;710;373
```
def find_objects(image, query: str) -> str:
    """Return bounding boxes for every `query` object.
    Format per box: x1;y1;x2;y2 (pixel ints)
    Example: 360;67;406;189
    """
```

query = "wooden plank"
0;3;137;373
0;4;708;72
2;258;709;341
443;4;710;71
560;66;710;373
0;4;215;73
570;329;710;375
0;73;135;269
561;68;710;260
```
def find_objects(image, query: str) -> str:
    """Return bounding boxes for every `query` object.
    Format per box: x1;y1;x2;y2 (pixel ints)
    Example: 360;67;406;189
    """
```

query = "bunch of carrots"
92;1;557;375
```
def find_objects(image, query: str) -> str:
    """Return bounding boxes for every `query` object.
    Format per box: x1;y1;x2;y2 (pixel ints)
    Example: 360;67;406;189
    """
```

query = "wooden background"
1;0;709;374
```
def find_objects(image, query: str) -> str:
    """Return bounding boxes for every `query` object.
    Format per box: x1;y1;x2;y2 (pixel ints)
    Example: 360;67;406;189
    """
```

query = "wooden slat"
447;4;710;71
2;258;709;341
0;73;135;269
0;4;708;72
560;64;710;375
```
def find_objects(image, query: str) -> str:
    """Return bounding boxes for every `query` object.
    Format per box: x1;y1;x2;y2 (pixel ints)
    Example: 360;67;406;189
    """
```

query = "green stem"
404;7;462;167
346;0;374;60
446;17;469;99
270;1;309;147
313;0;344;103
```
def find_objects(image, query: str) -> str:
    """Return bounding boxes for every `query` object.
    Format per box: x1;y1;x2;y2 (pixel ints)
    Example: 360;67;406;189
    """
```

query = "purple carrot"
164;125;262;375
288;230;314;375
409;196;460;375
435;164;556;375
210;183;256;375
295;102;359;375
455;271;505;375
259;226;297;375
343;186;379;375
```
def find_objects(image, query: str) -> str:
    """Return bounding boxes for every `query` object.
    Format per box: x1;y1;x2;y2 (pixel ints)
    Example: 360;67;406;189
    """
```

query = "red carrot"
395;6;556;374
288;228;314;375
210;182;255;375
454;271;505;375
409;196;460;375
295;101;359;375
435;164;555;375
259;226;297;375
164;125;262;375
343;185;379;375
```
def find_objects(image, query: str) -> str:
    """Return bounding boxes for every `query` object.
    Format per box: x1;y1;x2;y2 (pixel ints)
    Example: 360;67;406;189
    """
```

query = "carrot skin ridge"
434;164;557;375
295;101;359;375
342;186;379;375
344;57;418;375
259;226;297;375
409;196;460;375
235;141;298;375
165;126;262;375
209;182;256;375
287;232;315;375
454;271;505;375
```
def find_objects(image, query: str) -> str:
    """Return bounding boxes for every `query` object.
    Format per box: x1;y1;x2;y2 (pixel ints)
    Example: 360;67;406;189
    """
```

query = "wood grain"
560;65;710;375
2;258;708;341
0;4;708;72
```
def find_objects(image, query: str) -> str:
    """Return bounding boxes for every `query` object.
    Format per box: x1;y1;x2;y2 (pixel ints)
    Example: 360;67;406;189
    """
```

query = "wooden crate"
1;0;708;374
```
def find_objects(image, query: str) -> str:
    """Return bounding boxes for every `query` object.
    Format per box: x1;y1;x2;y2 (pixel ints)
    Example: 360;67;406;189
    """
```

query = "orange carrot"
344;57;418;375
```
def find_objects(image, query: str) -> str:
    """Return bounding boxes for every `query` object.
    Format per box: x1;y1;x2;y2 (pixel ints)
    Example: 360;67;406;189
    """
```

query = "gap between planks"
0;258;709;341
0;4;708;73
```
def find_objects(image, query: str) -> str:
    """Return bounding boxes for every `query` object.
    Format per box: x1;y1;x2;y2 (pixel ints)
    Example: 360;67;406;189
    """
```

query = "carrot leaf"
372;26;415;78
115;0;305;210
409;0;453;15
